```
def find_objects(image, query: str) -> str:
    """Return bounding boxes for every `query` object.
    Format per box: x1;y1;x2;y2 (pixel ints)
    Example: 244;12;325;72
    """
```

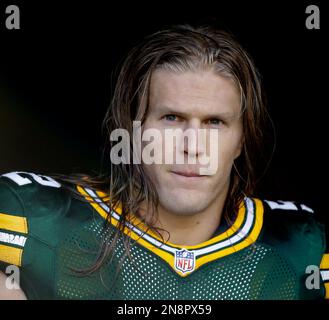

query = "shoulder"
0;171;92;267
260;198;325;241
257;198;326;248
0;171;106;299
246;198;328;299
0;171;67;216
256;198;328;297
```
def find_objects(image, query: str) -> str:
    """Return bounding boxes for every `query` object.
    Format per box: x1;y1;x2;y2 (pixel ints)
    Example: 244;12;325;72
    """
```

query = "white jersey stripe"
321;270;329;282
0;231;27;247
83;187;256;256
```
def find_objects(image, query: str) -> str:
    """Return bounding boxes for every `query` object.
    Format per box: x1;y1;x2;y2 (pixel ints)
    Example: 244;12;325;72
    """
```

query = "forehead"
149;69;241;117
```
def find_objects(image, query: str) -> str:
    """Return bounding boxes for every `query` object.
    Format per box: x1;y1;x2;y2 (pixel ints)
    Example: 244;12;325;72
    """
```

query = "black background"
0;1;327;226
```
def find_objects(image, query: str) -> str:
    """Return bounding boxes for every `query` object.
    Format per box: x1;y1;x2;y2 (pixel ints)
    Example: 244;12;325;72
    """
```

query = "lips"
170;170;205;178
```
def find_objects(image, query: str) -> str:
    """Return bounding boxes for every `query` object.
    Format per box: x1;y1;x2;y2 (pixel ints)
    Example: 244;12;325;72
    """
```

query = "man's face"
142;69;243;216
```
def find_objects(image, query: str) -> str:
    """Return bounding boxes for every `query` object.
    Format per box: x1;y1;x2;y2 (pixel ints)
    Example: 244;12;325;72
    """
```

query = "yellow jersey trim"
77;185;263;277
0;244;22;266
0;213;28;234
195;198;263;269
324;283;329;299
320;253;329;269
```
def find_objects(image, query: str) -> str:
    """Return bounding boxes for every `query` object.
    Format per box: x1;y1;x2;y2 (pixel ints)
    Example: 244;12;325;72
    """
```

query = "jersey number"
265;199;313;213
1;171;61;188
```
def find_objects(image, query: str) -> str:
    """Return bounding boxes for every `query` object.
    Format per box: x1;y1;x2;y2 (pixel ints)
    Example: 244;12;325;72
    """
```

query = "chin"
159;191;209;216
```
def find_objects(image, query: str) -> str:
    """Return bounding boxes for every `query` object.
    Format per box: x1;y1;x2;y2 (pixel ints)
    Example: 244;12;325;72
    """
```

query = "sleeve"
0;171;65;299
263;199;327;299
0;175;27;269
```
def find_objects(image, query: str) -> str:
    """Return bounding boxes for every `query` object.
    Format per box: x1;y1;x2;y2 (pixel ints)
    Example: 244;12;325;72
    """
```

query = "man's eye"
207;119;223;126
164;114;178;121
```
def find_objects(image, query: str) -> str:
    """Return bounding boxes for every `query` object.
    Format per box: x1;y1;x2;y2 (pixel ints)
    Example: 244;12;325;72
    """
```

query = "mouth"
170;170;207;178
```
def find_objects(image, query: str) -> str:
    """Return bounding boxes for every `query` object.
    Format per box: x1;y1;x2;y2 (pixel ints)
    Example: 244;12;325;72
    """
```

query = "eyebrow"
154;105;237;120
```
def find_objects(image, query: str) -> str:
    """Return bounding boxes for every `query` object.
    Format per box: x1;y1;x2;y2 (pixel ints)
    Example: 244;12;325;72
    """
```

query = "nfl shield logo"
174;249;195;273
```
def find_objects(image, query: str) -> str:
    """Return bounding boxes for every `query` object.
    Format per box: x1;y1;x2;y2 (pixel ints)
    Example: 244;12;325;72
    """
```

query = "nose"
180;119;206;159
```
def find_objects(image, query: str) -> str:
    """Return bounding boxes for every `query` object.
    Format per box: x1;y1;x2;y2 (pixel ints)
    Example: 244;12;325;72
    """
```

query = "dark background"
0;1;327;225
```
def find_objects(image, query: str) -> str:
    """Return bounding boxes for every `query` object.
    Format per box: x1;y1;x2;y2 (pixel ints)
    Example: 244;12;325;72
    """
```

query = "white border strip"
83;187;255;256
321;270;329;282
0;231;27;247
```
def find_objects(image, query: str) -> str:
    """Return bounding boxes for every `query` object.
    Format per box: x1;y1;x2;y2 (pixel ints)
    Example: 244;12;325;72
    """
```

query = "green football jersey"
0;171;328;300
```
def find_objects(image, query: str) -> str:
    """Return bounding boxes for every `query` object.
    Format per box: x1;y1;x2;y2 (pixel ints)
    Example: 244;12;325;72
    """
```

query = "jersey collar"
77;185;264;277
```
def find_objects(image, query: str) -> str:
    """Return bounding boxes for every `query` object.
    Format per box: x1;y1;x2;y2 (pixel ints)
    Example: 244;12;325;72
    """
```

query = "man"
0;24;328;299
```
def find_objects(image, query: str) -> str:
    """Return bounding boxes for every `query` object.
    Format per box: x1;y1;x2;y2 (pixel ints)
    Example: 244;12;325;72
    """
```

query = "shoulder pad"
0;171;71;267
262;198;324;239
0;171;67;219
261;198;326;272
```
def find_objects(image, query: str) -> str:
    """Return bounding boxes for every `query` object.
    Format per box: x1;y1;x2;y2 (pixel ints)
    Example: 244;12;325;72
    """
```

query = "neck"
139;186;229;247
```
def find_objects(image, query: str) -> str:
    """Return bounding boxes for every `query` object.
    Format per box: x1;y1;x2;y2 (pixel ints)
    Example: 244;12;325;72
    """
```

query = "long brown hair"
52;24;271;275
